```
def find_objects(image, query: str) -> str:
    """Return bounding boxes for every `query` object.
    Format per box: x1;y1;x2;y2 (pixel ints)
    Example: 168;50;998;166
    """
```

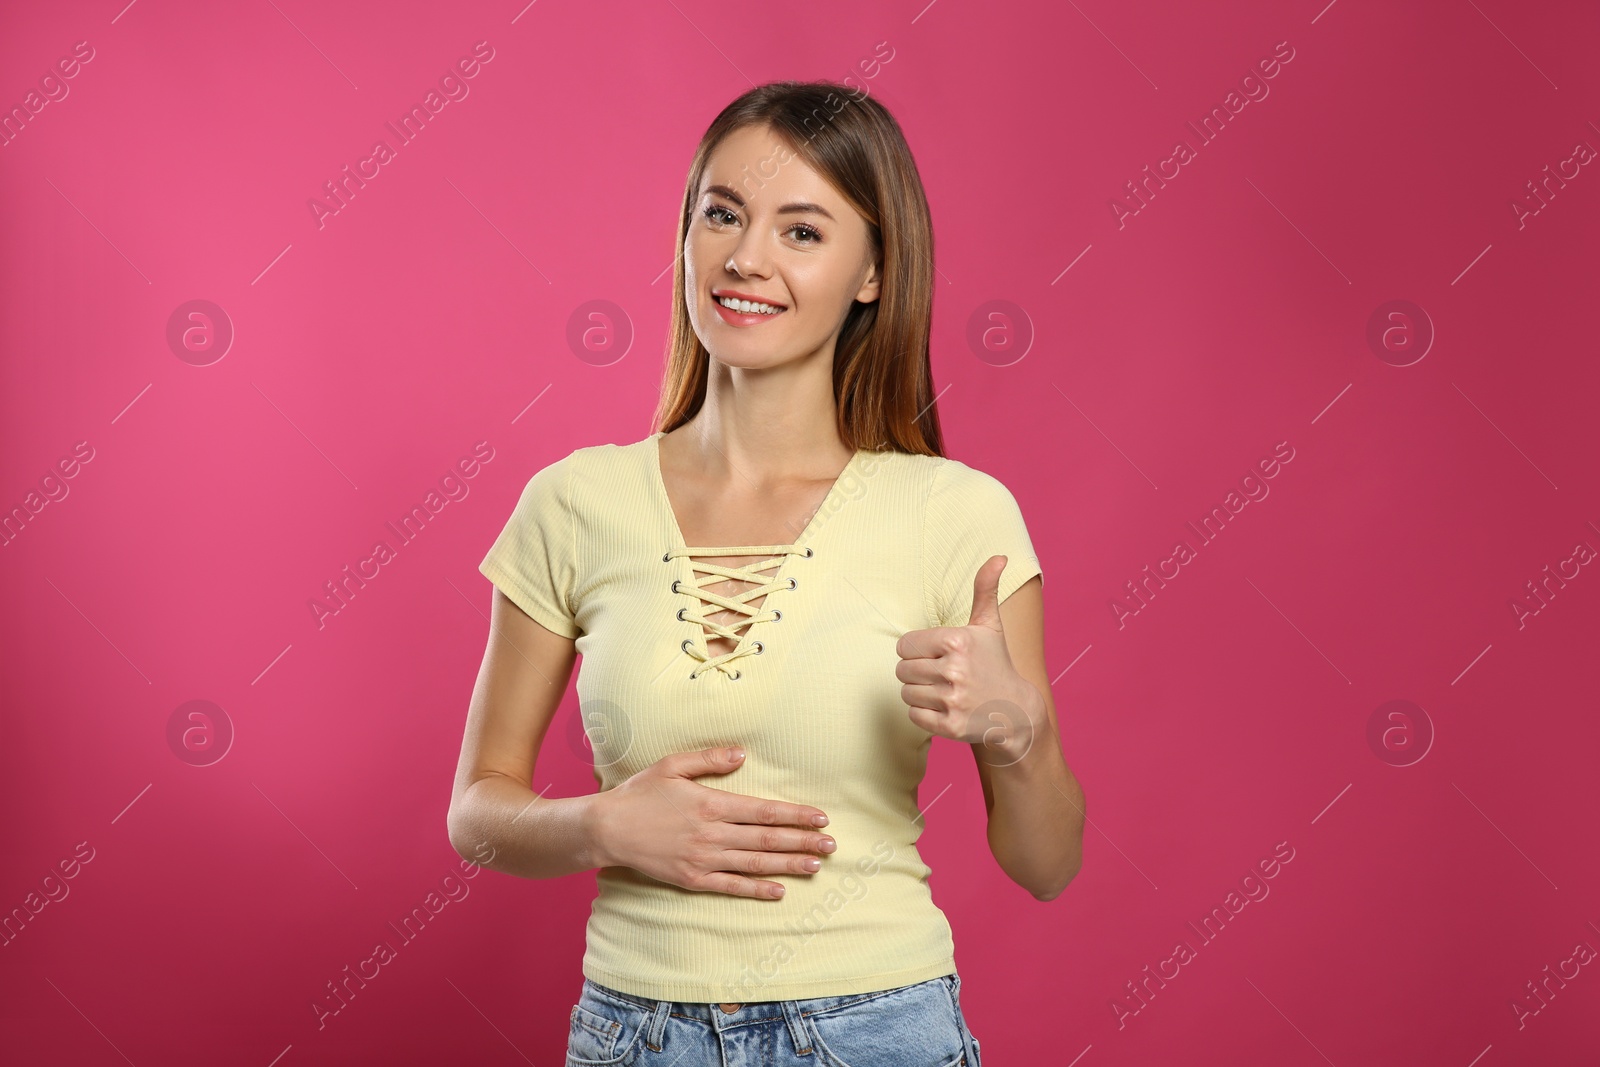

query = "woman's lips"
712;299;786;326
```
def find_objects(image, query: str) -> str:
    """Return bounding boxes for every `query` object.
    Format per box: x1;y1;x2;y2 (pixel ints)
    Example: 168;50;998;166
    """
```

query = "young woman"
449;80;1085;1067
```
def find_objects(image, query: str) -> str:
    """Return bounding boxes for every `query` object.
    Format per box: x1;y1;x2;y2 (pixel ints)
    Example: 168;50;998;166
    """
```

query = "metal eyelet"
676;607;688;622
729;670;742;680
786;577;798;590
671;580;682;593
802;547;813;558
689;671;699;680
770;609;782;622
662;551;673;563
681;638;695;654
752;641;763;654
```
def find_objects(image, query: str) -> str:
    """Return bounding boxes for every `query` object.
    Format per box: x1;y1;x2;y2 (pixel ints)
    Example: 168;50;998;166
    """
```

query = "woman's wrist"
579;789;615;871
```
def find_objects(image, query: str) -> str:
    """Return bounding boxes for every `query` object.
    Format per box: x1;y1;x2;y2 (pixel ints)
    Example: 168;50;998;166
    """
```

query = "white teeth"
717;295;783;315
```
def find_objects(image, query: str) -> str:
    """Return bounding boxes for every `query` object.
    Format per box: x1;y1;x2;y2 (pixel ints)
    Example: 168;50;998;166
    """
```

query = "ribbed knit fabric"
478;431;1043;1002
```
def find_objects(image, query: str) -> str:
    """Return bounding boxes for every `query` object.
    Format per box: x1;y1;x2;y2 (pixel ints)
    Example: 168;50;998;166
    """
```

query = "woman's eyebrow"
705;183;835;221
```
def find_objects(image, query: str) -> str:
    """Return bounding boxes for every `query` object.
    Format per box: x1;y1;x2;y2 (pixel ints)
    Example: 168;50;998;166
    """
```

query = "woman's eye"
700;204;821;245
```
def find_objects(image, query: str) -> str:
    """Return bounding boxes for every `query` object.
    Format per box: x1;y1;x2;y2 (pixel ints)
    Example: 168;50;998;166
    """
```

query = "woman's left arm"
896;557;1086;901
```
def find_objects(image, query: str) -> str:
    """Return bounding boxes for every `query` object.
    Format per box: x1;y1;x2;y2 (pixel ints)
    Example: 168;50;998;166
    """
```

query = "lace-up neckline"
649;433;865;680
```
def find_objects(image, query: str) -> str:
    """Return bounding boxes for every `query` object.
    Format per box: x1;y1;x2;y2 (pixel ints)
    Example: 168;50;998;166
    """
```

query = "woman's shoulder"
512;434;652;482
921;451;1023;504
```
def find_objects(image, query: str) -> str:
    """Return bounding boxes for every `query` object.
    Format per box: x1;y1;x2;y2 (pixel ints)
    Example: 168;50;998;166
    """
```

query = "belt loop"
780;997;813;1056
645;997;671;1052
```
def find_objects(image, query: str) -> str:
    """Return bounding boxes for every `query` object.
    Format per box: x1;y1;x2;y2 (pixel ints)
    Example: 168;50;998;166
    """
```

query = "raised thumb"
966;555;1007;629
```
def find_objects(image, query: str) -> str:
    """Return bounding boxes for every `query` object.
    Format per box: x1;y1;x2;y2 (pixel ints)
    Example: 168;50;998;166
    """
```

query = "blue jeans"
565;973;984;1067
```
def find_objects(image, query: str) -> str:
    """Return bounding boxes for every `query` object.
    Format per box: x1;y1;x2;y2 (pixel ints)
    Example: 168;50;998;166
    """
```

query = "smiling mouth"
711;292;787;327
714;294;786;315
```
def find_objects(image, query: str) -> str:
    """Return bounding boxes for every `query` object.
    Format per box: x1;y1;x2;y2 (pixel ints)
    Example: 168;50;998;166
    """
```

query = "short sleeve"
923;460;1043;628
478;456;581;638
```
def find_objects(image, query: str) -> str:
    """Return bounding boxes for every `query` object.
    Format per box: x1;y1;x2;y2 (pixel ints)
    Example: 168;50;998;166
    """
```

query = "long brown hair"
652;80;944;457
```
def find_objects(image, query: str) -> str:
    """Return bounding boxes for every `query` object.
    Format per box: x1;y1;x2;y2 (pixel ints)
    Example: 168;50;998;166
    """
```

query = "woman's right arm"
447;587;839;895
447;587;600;878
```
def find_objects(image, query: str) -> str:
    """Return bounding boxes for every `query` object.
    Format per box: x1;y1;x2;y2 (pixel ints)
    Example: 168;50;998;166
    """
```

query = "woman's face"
684;123;881;371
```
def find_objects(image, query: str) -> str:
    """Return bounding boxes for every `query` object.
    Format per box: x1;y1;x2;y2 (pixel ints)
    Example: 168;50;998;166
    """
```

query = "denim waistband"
580;972;977;1063
586;974;955;1017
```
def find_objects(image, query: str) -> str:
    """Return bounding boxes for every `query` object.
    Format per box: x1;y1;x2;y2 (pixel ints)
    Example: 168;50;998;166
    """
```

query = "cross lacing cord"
665;544;812;679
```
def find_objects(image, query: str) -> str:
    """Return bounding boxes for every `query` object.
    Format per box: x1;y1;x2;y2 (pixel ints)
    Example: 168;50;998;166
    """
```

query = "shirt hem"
581;956;958;1004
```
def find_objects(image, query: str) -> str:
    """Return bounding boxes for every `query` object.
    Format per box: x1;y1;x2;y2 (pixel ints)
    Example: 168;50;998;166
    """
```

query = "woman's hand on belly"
587;745;839;900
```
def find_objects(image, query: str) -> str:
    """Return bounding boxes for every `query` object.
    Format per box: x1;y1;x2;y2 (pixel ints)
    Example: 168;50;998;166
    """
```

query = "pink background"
4;0;1598;1063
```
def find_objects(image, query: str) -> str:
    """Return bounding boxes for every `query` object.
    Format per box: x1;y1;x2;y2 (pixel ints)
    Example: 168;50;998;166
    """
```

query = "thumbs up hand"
895;555;1042;766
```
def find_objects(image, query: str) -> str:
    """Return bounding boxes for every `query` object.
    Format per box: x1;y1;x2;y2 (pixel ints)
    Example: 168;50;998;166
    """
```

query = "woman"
448;80;1085;1067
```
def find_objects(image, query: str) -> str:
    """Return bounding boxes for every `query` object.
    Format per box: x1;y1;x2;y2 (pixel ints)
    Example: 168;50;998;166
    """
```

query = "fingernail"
728;747;745;761
771;884;785;897
811;814;828;827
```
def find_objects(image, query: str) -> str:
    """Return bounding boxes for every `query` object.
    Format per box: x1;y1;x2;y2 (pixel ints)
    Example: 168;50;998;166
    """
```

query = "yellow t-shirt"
478;431;1044;1002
